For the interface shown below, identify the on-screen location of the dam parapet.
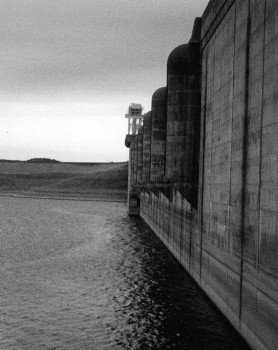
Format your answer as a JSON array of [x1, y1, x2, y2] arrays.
[[125, 1, 278, 349]]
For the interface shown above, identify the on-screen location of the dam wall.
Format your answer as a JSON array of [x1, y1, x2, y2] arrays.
[[125, 1, 278, 349]]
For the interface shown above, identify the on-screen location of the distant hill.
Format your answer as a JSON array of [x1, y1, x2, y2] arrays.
[[27, 158, 61, 163], [0, 161, 128, 201], [0, 159, 22, 163]]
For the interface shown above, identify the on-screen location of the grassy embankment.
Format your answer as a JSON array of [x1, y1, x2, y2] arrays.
[[0, 161, 128, 202]]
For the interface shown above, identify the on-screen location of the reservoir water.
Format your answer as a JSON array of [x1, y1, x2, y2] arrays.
[[0, 197, 250, 350]]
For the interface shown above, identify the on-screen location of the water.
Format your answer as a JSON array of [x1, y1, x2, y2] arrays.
[[0, 197, 250, 350]]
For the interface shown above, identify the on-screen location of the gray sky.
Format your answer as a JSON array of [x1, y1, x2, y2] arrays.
[[1, 0, 206, 162]]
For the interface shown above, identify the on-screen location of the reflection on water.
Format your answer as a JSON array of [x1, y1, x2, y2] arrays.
[[0, 197, 250, 350]]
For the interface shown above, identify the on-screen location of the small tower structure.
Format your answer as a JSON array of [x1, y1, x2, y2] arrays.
[[125, 103, 144, 215], [125, 103, 143, 135]]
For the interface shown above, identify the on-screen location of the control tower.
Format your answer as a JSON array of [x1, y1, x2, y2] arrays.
[[125, 103, 144, 215], [125, 103, 143, 135]]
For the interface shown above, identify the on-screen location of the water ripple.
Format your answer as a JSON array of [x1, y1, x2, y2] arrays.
[[0, 197, 250, 349]]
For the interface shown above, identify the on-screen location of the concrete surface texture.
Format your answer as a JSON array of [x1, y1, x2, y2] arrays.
[[136, 127, 143, 183], [150, 87, 167, 182], [125, 1, 278, 350], [142, 111, 152, 182], [165, 40, 201, 190]]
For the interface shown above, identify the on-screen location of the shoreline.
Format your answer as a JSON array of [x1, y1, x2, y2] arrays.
[[0, 192, 126, 203]]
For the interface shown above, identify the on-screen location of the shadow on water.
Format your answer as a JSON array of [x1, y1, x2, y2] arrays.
[[0, 199, 251, 350], [108, 216, 251, 350]]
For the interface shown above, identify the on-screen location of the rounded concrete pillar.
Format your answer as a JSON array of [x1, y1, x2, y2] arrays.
[[165, 41, 201, 204], [130, 138, 136, 185], [150, 87, 167, 182], [133, 134, 138, 183], [137, 126, 143, 183], [142, 111, 152, 182]]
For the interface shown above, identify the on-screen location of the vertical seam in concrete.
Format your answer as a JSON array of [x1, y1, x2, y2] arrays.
[[141, 134, 144, 183], [256, 0, 267, 314], [180, 201, 183, 261], [257, 0, 267, 269], [189, 209, 193, 273], [239, 0, 251, 322], [164, 93, 168, 177], [128, 148, 131, 204], [199, 56, 208, 281], [202, 0, 236, 51], [136, 139, 138, 183], [135, 139, 138, 183], [149, 112, 152, 181], [208, 41, 216, 251], [228, 1, 237, 252]]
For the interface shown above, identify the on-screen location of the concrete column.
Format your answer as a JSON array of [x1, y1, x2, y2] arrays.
[[150, 87, 167, 182], [125, 134, 139, 215], [142, 111, 152, 183], [137, 127, 143, 183], [165, 18, 202, 206], [133, 135, 138, 184]]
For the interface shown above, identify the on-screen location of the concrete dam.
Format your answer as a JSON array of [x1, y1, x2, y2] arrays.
[[124, 1, 278, 350]]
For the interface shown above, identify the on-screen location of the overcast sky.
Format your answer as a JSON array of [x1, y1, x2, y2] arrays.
[[0, 0, 206, 162]]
